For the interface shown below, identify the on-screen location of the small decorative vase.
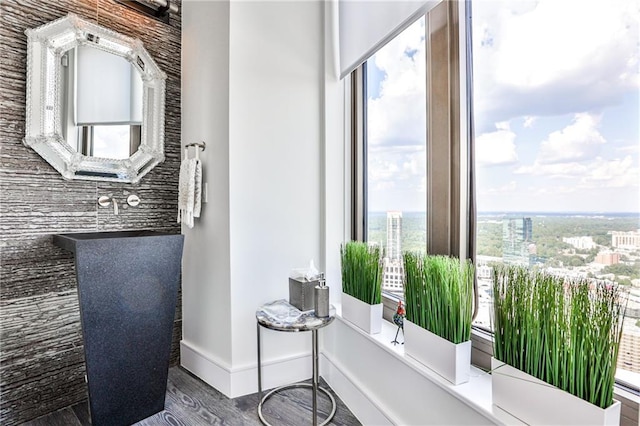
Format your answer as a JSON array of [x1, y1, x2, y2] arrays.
[[341, 292, 383, 334], [491, 358, 621, 426], [404, 320, 471, 385]]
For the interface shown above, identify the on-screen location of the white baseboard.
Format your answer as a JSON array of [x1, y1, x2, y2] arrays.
[[180, 340, 233, 396], [180, 339, 312, 398], [320, 352, 395, 425]]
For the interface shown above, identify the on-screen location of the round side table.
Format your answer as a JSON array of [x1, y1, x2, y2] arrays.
[[256, 299, 336, 426]]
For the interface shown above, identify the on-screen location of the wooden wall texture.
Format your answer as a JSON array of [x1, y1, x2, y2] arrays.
[[0, 1, 182, 424]]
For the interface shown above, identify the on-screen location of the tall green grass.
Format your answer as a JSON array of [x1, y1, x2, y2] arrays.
[[340, 241, 382, 305], [404, 253, 474, 344], [492, 264, 627, 409]]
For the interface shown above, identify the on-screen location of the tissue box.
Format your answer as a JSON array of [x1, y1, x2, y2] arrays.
[[289, 277, 319, 311]]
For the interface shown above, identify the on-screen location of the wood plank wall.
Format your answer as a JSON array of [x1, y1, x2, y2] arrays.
[[0, 1, 182, 424]]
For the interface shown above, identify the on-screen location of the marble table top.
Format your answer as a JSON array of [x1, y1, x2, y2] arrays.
[[256, 299, 335, 332]]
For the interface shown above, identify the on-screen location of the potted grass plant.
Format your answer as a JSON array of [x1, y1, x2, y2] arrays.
[[340, 241, 383, 334], [491, 264, 626, 426], [403, 253, 474, 385]]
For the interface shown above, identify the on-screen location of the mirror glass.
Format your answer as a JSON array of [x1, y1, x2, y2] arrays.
[[24, 13, 166, 183], [63, 46, 143, 160]]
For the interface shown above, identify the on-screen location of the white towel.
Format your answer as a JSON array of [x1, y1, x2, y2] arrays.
[[177, 157, 202, 228]]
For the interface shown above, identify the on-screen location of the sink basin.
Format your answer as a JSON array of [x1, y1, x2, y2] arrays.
[[53, 229, 174, 248], [56, 229, 163, 239], [54, 230, 184, 426]]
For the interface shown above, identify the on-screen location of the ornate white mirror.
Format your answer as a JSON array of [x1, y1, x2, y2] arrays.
[[24, 13, 166, 183]]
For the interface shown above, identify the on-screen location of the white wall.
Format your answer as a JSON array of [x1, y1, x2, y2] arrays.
[[228, 0, 323, 390], [181, 0, 233, 384], [181, 0, 324, 397]]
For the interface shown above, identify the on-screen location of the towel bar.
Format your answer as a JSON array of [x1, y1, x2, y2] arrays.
[[184, 141, 206, 151]]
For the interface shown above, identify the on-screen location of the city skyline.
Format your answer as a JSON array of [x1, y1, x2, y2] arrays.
[[368, 209, 640, 382]]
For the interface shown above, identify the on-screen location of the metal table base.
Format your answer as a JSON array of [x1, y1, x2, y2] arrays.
[[256, 301, 336, 426], [257, 382, 337, 426]]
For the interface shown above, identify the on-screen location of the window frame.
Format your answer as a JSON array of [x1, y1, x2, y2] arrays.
[[349, 0, 479, 325]]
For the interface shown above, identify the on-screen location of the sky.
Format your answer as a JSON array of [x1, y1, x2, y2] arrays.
[[366, 0, 640, 214]]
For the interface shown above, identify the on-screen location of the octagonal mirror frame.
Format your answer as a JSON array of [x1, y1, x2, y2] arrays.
[[24, 13, 166, 183]]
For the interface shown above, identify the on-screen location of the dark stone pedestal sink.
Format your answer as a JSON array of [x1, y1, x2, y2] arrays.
[[54, 231, 184, 426]]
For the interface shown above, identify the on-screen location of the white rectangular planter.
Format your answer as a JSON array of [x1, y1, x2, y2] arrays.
[[491, 358, 621, 426], [404, 320, 471, 385], [341, 292, 383, 334]]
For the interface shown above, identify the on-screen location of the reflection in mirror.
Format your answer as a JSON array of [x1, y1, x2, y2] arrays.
[[76, 125, 141, 159], [61, 46, 143, 160], [24, 13, 166, 183]]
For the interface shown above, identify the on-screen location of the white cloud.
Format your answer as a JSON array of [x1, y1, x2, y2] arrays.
[[523, 116, 536, 128], [616, 144, 640, 154], [472, 0, 639, 212], [418, 176, 426, 192], [495, 121, 510, 131], [532, 186, 578, 196], [367, 0, 639, 213], [481, 180, 518, 195], [368, 17, 426, 149], [514, 156, 639, 189], [514, 161, 588, 178], [536, 113, 606, 164], [402, 155, 422, 175], [476, 125, 518, 166], [368, 148, 427, 211], [473, 0, 640, 127], [579, 155, 639, 188], [368, 148, 425, 191], [368, 93, 425, 147], [366, 17, 427, 211], [528, 156, 640, 212], [369, 156, 399, 182], [373, 18, 425, 97]]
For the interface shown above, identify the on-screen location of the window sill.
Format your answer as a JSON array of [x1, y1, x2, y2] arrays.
[[331, 303, 525, 425], [330, 303, 640, 425], [468, 322, 640, 424]]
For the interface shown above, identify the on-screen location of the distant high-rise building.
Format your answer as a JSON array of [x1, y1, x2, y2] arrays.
[[502, 217, 533, 265], [386, 211, 402, 260], [383, 211, 404, 295], [611, 230, 640, 249], [562, 236, 596, 250], [619, 330, 640, 374], [595, 252, 620, 265]]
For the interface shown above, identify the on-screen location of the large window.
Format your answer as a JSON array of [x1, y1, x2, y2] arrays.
[[353, 0, 639, 391], [471, 0, 639, 388]]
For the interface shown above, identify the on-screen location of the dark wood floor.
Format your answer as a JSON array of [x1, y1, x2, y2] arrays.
[[21, 366, 361, 426]]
